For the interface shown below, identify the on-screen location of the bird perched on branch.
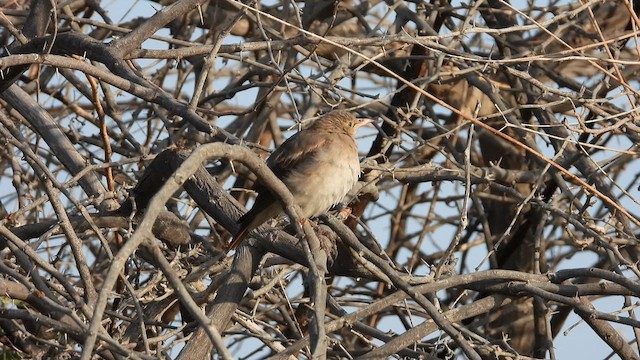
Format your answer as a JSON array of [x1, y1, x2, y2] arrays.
[[228, 110, 372, 250]]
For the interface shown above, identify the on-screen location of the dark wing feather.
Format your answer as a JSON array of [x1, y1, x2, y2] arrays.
[[230, 129, 330, 250], [266, 129, 329, 180], [236, 129, 327, 226], [230, 122, 348, 250]]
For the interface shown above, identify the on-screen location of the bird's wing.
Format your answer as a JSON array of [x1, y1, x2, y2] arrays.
[[236, 130, 327, 226], [266, 129, 329, 179]]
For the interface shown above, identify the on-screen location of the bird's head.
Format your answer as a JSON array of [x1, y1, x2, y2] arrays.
[[311, 110, 373, 135]]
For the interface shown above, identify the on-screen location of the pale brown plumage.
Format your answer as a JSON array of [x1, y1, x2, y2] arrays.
[[228, 110, 371, 250]]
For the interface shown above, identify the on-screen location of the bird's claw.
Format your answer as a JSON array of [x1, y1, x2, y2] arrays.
[[337, 207, 352, 221]]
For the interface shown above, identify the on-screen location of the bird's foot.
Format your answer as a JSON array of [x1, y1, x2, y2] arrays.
[[299, 217, 320, 227], [315, 224, 339, 263], [337, 207, 352, 221]]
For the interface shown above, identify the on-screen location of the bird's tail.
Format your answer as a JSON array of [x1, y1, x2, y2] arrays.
[[228, 202, 280, 250], [228, 226, 249, 250]]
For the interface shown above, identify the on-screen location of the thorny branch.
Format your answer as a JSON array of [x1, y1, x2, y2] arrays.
[[0, 0, 639, 359]]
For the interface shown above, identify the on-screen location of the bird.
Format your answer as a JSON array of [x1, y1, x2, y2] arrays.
[[228, 110, 372, 250]]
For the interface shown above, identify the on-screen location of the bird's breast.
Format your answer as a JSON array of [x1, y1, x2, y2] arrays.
[[284, 142, 360, 217]]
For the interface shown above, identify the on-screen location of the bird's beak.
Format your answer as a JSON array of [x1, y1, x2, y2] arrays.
[[355, 118, 374, 129]]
